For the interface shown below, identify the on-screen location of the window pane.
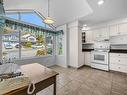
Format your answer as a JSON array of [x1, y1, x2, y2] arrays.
[[21, 13, 46, 27], [45, 32, 54, 55], [56, 32, 63, 55], [6, 12, 53, 30], [2, 12, 55, 60], [21, 28, 53, 59], [2, 31, 19, 63], [6, 14, 19, 20], [45, 24, 52, 29]]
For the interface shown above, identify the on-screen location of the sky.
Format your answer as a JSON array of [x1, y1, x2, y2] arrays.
[[6, 13, 50, 28]]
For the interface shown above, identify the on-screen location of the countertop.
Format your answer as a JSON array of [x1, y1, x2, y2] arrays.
[[82, 49, 94, 52], [82, 49, 127, 53], [110, 49, 127, 53]]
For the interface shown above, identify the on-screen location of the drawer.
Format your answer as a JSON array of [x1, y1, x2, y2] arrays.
[[110, 64, 127, 73], [110, 57, 127, 66], [110, 53, 127, 58]]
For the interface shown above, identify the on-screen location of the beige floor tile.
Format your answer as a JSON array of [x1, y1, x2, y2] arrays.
[[93, 86, 111, 95], [48, 66, 127, 95], [111, 91, 127, 95]]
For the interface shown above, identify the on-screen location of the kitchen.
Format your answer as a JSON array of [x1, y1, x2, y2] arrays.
[[0, 0, 127, 95], [82, 18, 127, 73]]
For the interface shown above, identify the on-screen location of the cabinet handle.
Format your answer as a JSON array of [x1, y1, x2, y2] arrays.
[[118, 60, 120, 62]]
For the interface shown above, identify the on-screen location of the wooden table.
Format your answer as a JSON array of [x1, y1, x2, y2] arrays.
[[5, 63, 58, 95]]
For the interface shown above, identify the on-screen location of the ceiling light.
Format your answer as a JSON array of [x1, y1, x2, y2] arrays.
[[83, 24, 87, 27], [82, 24, 87, 31], [44, 17, 55, 24], [98, 0, 104, 5], [44, 0, 55, 24]]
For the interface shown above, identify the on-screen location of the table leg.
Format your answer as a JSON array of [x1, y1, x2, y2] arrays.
[[53, 80, 56, 95]]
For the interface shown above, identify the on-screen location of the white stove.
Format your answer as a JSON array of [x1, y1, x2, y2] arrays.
[[91, 42, 110, 71]]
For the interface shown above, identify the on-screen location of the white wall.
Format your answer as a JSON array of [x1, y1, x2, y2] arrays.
[[78, 26, 85, 67], [56, 24, 68, 68], [68, 21, 84, 68]]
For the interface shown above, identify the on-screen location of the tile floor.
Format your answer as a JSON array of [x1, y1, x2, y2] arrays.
[[37, 66, 127, 95]]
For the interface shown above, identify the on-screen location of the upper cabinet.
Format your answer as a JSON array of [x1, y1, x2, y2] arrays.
[[101, 27, 109, 39], [109, 24, 118, 37], [93, 27, 109, 41], [118, 22, 127, 35], [109, 22, 127, 37], [85, 30, 93, 43], [84, 18, 127, 42], [93, 29, 100, 40]]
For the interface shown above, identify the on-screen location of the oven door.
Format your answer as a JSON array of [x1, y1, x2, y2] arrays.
[[91, 51, 109, 65]]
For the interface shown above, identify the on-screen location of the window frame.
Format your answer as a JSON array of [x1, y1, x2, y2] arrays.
[[2, 12, 56, 61]]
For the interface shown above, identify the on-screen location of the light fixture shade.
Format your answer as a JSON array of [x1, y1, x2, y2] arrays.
[[44, 17, 55, 24], [98, 0, 104, 5]]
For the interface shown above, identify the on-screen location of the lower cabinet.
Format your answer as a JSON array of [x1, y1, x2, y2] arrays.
[[110, 64, 127, 73], [110, 53, 127, 73], [84, 52, 91, 66]]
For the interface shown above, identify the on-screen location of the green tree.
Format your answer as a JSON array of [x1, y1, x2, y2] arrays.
[[36, 35, 45, 45], [24, 41, 32, 48]]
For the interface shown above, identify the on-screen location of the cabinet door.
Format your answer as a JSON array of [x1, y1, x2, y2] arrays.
[[101, 27, 109, 39], [109, 25, 119, 37], [84, 52, 91, 66], [85, 30, 93, 43], [110, 64, 127, 73], [93, 29, 101, 41], [93, 27, 109, 41], [119, 23, 127, 35]]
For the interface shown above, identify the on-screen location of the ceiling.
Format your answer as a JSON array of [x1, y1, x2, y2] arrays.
[[80, 0, 127, 26], [50, 0, 92, 26], [3, 0, 92, 26], [3, 0, 127, 26]]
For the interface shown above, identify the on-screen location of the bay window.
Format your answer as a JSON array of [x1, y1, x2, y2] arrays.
[[1, 11, 63, 64], [1, 12, 57, 63], [56, 31, 63, 55]]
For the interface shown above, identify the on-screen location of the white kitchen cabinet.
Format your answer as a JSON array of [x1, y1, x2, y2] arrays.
[[85, 30, 93, 43], [110, 53, 127, 73], [84, 52, 91, 66], [93, 27, 109, 41], [109, 24, 119, 37], [110, 64, 127, 73], [93, 29, 100, 41], [109, 23, 127, 37], [110, 53, 127, 58], [118, 22, 127, 35], [101, 27, 109, 40]]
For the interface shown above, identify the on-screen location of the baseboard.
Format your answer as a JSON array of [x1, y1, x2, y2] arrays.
[[110, 70, 127, 75]]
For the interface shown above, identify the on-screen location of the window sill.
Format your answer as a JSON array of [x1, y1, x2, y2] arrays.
[[15, 55, 54, 61]]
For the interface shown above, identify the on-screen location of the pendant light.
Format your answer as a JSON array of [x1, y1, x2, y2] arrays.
[[44, 0, 55, 24], [98, 0, 104, 5]]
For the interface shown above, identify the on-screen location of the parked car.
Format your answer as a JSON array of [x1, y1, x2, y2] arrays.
[[15, 44, 22, 48], [4, 44, 13, 49], [32, 45, 45, 49]]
